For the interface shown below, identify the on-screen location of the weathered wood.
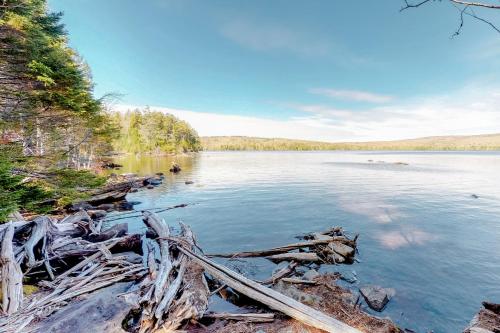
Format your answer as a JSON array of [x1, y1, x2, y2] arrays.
[[23, 216, 50, 267], [261, 261, 298, 285], [177, 245, 363, 333], [267, 252, 321, 263], [160, 223, 209, 331], [204, 312, 275, 323], [1, 223, 23, 314], [281, 278, 318, 285], [208, 237, 353, 258]]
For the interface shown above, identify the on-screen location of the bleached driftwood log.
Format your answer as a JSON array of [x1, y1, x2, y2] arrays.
[[1, 223, 23, 315], [177, 244, 363, 333]]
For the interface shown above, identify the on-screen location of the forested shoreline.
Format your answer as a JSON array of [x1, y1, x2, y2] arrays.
[[201, 134, 500, 151], [0, 1, 199, 220]]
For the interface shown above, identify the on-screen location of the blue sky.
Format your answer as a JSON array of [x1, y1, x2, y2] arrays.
[[49, 0, 500, 141]]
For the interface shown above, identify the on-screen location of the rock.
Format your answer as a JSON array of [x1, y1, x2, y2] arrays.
[[169, 163, 181, 173], [302, 269, 319, 281], [96, 203, 115, 212], [463, 302, 500, 333], [359, 285, 395, 312], [272, 281, 322, 306], [328, 252, 345, 263], [115, 201, 134, 211], [87, 210, 107, 219], [185, 180, 194, 185], [145, 178, 162, 186], [328, 242, 354, 258], [155, 172, 164, 176], [129, 188, 138, 193], [340, 272, 358, 284], [471, 194, 479, 199], [146, 185, 155, 189], [36, 283, 134, 333]]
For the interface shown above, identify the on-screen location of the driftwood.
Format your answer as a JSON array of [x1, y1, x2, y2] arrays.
[[261, 261, 298, 285], [267, 252, 321, 263], [1, 223, 23, 315], [176, 244, 363, 333], [204, 312, 275, 323], [281, 278, 318, 285], [209, 237, 354, 258]]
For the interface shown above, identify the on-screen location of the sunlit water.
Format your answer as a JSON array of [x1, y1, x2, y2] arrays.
[[109, 151, 500, 333]]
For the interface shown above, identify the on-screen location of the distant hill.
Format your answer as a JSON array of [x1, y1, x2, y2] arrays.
[[201, 134, 500, 151]]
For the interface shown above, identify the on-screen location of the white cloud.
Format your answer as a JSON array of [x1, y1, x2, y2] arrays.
[[220, 20, 330, 57], [310, 88, 394, 103], [113, 83, 500, 142]]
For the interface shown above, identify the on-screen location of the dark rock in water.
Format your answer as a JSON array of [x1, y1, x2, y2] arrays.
[[96, 203, 115, 211], [359, 285, 395, 312], [129, 188, 138, 193], [87, 209, 107, 219], [143, 177, 162, 186], [146, 185, 155, 189], [340, 272, 358, 284], [185, 180, 194, 185], [471, 194, 479, 199], [169, 163, 181, 173], [115, 201, 134, 211], [155, 172, 164, 176], [36, 282, 133, 333], [101, 162, 123, 169]]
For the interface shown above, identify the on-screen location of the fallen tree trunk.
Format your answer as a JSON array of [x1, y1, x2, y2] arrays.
[[1, 223, 23, 315], [204, 312, 275, 323], [177, 244, 363, 333], [208, 237, 353, 258], [267, 252, 321, 263]]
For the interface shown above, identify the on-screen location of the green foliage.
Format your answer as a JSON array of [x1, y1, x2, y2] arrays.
[[113, 108, 201, 154], [0, 146, 52, 221]]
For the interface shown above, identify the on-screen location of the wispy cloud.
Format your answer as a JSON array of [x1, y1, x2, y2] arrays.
[[220, 20, 330, 57], [309, 88, 394, 103], [113, 83, 500, 142]]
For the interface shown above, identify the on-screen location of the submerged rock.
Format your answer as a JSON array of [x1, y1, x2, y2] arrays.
[[302, 269, 319, 281], [272, 281, 322, 306], [185, 180, 194, 185], [359, 285, 395, 312]]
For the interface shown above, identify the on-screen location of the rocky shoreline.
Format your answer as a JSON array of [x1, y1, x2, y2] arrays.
[[0, 171, 497, 333]]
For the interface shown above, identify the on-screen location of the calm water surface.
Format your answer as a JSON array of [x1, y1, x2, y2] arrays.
[[110, 151, 500, 333]]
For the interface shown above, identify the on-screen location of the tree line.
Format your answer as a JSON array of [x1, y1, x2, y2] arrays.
[[111, 108, 200, 155], [0, 1, 199, 220]]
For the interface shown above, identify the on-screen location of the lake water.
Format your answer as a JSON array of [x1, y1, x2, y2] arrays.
[[109, 151, 500, 333]]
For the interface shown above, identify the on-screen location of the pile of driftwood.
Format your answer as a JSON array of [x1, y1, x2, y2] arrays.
[[0, 207, 372, 333], [209, 226, 358, 267]]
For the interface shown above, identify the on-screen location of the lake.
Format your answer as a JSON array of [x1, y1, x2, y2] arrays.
[[109, 151, 500, 333]]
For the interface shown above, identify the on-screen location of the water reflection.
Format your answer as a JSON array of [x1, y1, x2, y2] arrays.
[[111, 151, 500, 333]]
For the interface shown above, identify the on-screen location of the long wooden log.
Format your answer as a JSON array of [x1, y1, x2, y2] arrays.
[[208, 237, 353, 258], [177, 245, 362, 333], [203, 312, 275, 323], [1, 223, 23, 314], [267, 252, 320, 263]]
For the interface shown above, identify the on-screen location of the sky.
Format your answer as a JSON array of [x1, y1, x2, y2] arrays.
[[49, 0, 500, 142]]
